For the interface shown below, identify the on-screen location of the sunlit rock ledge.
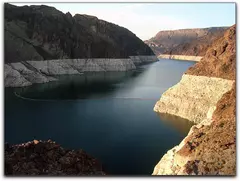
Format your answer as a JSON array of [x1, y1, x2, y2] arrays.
[[4, 56, 158, 87], [158, 54, 202, 62], [154, 74, 234, 124]]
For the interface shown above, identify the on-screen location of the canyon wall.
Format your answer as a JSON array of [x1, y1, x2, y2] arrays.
[[154, 75, 233, 124], [4, 56, 158, 87], [5, 3, 155, 63], [129, 55, 159, 65], [4, 3, 158, 88], [145, 27, 227, 56], [153, 25, 236, 175], [158, 54, 202, 62]]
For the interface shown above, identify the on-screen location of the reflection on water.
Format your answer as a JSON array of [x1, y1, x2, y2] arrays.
[[157, 113, 195, 135], [15, 71, 144, 100]]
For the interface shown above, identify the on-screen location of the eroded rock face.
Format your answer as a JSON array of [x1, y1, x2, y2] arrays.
[[163, 27, 228, 56], [153, 25, 236, 175], [10, 62, 57, 83], [154, 75, 234, 124], [5, 140, 105, 176], [153, 86, 236, 175], [4, 56, 158, 87], [186, 25, 236, 80], [4, 63, 56, 87], [4, 64, 32, 87]]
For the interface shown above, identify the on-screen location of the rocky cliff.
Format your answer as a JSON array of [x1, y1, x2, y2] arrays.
[[145, 27, 227, 56], [4, 56, 157, 87], [153, 25, 236, 175], [4, 3, 158, 87], [5, 140, 105, 175], [5, 3, 154, 63]]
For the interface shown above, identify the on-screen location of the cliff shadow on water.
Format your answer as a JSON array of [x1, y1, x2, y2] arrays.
[[10, 70, 145, 101]]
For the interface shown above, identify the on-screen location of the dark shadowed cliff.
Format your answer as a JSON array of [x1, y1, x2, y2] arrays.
[[4, 3, 154, 63], [145, 27, 227, 56]]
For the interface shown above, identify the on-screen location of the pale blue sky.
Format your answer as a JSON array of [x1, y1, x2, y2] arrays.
[[12, 3, 236, 40]]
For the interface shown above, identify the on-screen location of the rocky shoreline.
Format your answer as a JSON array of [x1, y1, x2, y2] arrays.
[[153, 85, 236, 175], [5, 140, 105, 176], [158, 54, 202, 62], [154, 74, 234, 124], [4, 55, 158, 87], [153, 25, 236, 175]]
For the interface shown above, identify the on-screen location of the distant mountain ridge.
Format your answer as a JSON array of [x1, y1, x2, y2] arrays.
[[145, 27, 228, 56], [4, 3, 154, 63]]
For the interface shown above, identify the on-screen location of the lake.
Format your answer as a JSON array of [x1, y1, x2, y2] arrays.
[[5, 59, 195, 175]]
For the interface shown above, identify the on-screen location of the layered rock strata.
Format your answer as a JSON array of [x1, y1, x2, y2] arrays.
[[5, 140, 105, 176], [4, 56, 158, 87], [153, 25, 236, 175], [153, 85, 236, 175], [158, 54, 202, 61], [129, 55, 159, 65], [154, 75, 233, 124]]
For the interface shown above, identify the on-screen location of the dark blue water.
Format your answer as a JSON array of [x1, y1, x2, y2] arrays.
[[5, 59, 195, 175]]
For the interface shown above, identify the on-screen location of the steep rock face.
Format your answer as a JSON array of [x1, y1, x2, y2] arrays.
[[153, 86, 236, 175], [154, 25, 235, 122], [4, 58, 139, 87], [153, 25, 236, 175], [4, 64, 32, 87], [164, 28, 227, 56], [5, 55, 159, 87], [154, 75, 233, 124], [5, 56, 158, 87], [186, 25, 236, 80], [5, 140, 105, 176], [4, 3, 154, 63], [145, 27, 227, 56]]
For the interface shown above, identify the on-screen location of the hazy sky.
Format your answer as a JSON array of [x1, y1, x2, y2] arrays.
[[12, 3, 236, 40]]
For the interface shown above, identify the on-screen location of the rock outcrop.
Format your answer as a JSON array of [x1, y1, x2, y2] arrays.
[[154, 75, 233, 124], [157, 54, 202, 62], [145, 27, 227, 56], [5, 140, 105, 176], [153, 25, 236, 175], [129, 55, 159, 65], [4, 56, 157, 87], [4, 3, 154, 63]]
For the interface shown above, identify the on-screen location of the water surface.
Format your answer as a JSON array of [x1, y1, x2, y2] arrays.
[[5, 59, 195, 175]]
